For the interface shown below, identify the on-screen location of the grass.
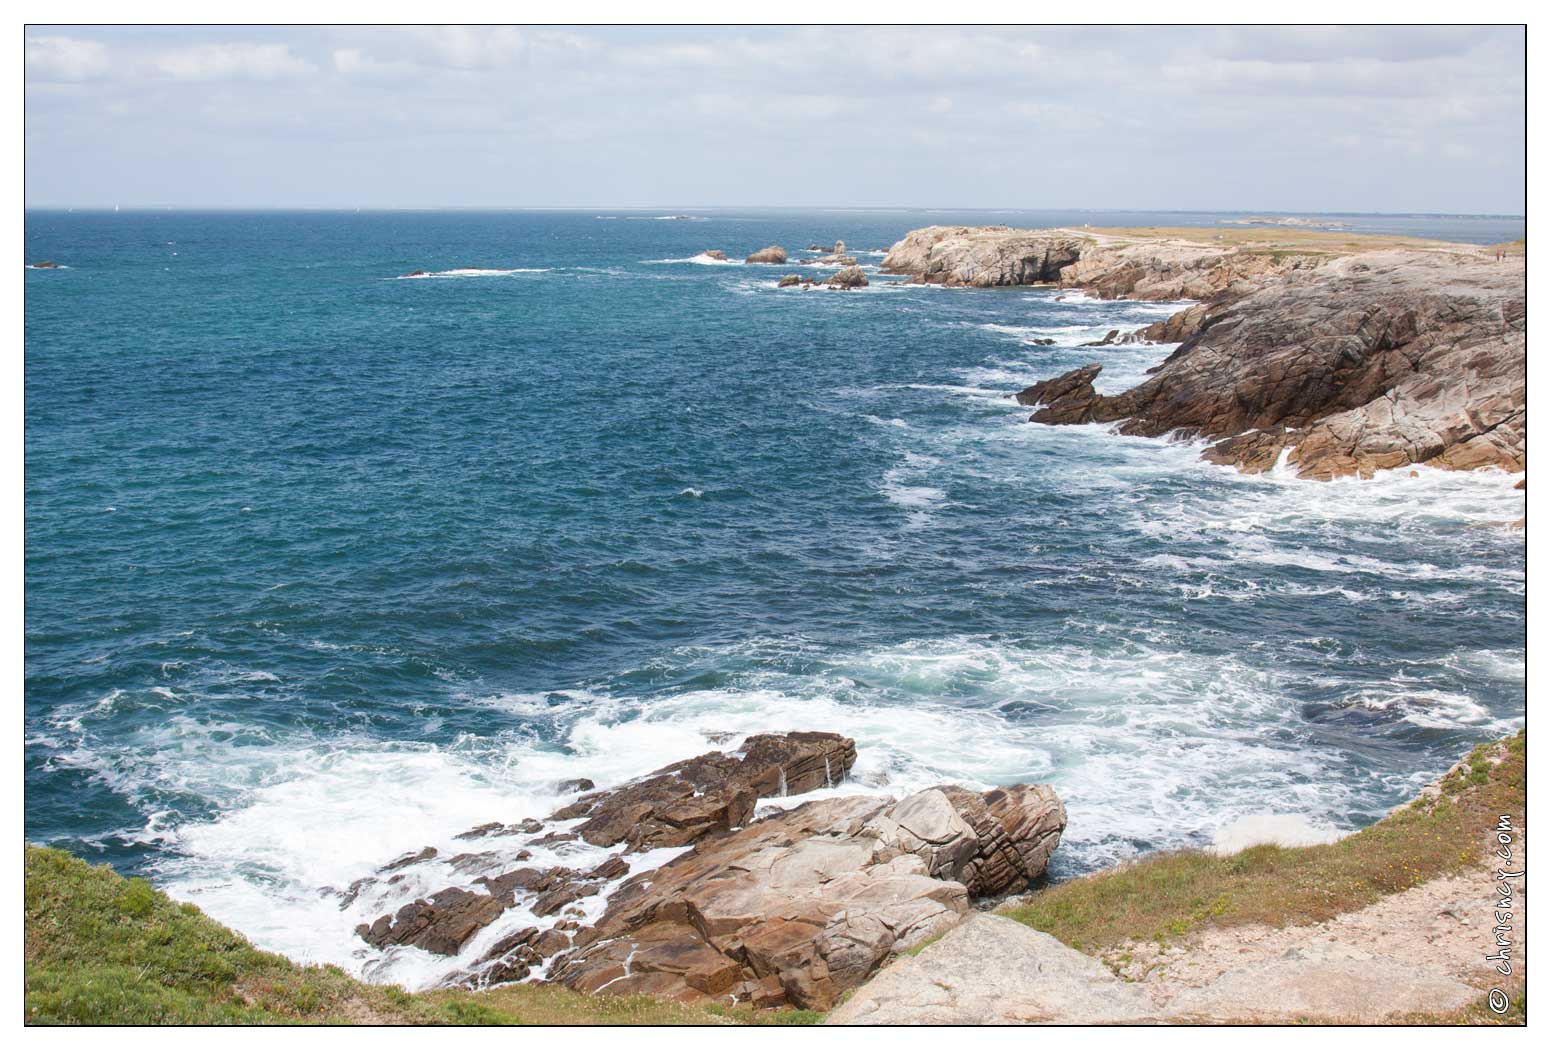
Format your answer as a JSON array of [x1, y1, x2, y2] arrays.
[[24, 845, 819, 1026], [1003, 730, 1525, 953]]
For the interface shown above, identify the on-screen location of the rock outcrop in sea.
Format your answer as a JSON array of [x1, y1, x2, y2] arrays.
[[827, 265, 868, 289], [347, 731, 1066, 1010], [745, 245, 788, 264], [882, 226, 1525, 480]]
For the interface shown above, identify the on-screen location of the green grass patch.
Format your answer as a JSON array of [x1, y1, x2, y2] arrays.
[[1003, 730, 1525, 952], [24, 845, 802, 1025]]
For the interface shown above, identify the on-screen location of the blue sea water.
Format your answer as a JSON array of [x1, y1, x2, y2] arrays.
[[25, 208, 1525, 983]]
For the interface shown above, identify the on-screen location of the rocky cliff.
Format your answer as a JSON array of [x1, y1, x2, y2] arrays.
[[883, 225, 1525, 480]]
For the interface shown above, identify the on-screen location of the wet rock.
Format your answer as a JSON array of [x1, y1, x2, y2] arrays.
[[550, 731, 857, 851], [558, 778, 595, 794], [448, 851, 505, 874], [745, 245, 788, 264], [356, 887, 506, 956], [379, 846, 437, 873], [827, 266, 869, 290], [533, 928, 572, 957], [1014, 364, 1105, 425], [456, 822, 508, 841], [477, 866, 568, 905], [533, 878, 599, 917], [778, 274, 802, 288], [700, 250, 727, 261], [588, 856, 630, 881]]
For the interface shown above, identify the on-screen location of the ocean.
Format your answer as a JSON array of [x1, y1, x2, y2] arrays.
[[24, 207, 1526, 987]]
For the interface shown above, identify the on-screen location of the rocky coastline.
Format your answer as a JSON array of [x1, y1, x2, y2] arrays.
[[344, 731, 1066, 1010], [882, 225, 1525, 480]]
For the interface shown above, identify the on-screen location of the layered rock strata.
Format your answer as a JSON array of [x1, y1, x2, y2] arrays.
[[347, 732, 1066, 1010]]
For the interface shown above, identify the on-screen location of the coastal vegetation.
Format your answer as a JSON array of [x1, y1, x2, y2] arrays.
[[23, 845, 817, 1025], [1003, 731, 1525, 953]]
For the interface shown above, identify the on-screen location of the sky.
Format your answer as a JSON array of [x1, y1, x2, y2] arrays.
[[23, 25, 1527, 213]]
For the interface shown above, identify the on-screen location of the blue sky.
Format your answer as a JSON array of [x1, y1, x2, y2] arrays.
[[24, 25, 1526, 213]]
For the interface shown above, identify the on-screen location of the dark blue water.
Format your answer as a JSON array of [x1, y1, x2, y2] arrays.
[[25, 209, 1524, 979]]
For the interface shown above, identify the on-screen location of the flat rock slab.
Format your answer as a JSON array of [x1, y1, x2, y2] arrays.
[[827, 915, 1151, 1024], [828, 913, 1480, 1025]]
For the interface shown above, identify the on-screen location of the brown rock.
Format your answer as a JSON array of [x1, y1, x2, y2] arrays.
[[378, 846, 437, 872], [827, 266, 869, 290], [552, 731, 857, 851], [1014, 364, 1105, 425], [778, 274, 802, 288], [355, 887, 506, 956], [955, 226, 1528, 479], [548, 782, 1065, 1010], [745, 245, 788, 264]]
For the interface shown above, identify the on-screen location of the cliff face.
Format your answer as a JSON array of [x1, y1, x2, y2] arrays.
[[884, 225, 1525, 480], [880, 224, 1289, 300]]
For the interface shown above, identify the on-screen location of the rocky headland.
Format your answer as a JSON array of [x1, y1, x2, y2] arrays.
[[345, 731, 1066, 1011], [882, 225, 1525, 480]]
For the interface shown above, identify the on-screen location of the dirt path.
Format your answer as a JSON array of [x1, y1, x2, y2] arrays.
[[829, 845, 1523, 1024]]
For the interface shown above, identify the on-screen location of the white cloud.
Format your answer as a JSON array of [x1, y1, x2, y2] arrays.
[[26, 36, 110, 81], [19, 26, 1526, 212], [152, 43, 314, 81]]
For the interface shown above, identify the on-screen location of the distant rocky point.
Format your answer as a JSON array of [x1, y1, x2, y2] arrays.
[[1222, 216, 1351, 230], [882, 225, 1524, 480]]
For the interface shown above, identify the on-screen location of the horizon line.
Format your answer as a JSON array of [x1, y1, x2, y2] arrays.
[[22, 205, 1530, 219]]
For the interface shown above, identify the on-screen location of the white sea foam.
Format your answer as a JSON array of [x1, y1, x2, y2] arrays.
[[395, 268, 550, 280], [1210, 814, 1344, 855], [46, 618, 1523, 987], [644, 253, 741, 266]]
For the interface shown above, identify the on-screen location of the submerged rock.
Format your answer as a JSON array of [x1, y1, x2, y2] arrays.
[[700, 250, 727, 261]]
